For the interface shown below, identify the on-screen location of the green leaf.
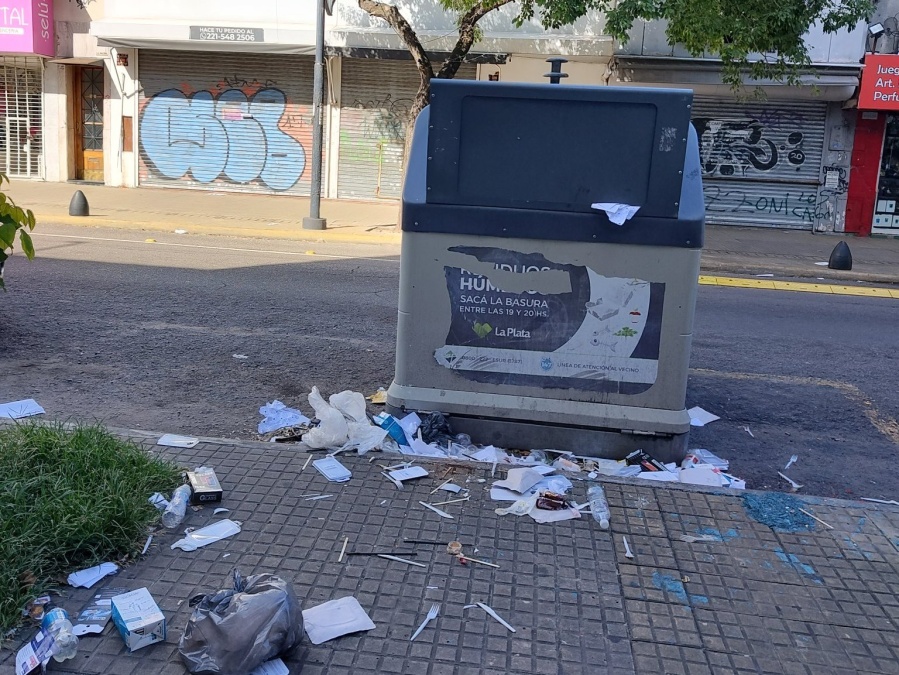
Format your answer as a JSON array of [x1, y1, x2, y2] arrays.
[[0, 220, 16, 249], [18, 230, 34, 260]]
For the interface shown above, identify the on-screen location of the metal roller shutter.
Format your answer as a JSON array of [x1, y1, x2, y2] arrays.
[[138, 50, 323, 195], [692, 98, 827, 229], [338, 58, 476, 200], [0, 56, 43, 179]]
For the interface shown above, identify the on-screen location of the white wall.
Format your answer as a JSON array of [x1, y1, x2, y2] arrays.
[[103, 47, 138, 186], [477, 56, 610, 86], [619, 17, 867, 65]]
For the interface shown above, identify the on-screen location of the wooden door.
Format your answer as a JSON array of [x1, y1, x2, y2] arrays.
[[74, 66, 104, 182]]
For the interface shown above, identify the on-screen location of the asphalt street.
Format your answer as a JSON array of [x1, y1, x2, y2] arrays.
[[2, 224, 897, 500]]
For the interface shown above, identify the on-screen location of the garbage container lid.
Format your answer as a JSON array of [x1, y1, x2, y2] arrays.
[[426, 80, 693, 219]]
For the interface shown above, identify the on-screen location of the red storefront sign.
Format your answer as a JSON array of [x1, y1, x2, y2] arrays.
[[859, 54, 899, 110]]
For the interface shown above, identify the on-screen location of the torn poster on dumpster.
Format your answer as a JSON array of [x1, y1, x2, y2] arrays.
[[434, 247, 664, 394]]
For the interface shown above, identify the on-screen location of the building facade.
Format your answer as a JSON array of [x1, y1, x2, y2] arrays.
[[0, 1, 874, 233]]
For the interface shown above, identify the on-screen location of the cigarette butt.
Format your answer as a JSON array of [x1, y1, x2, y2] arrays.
[[338, 536, 349, 562], [798, 508, 834, 530]]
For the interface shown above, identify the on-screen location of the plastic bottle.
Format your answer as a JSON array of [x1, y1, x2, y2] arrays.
[[162, 484, 192, 528], [587, 485, 610, 530], [41, 608, 78, 662]]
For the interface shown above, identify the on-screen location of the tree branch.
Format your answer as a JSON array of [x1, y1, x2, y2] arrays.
[[358, 0, 435, 83], [436, 0, 514, 79]]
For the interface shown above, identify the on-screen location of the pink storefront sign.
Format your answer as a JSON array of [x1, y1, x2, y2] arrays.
[[0, 0, 55, 57]]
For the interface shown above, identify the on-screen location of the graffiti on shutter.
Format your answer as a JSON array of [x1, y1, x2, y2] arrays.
[[139, 52, 322, 195], [692, 99, 827, 228]]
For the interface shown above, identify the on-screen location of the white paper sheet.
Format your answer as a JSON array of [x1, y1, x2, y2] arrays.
[[389, 466, 429, 482], [679, 465, 725, 487], [688, 406, 720, 427], [407, 438, 450, 458], [493, 468, 544, 494], [156, 434, 199, 448], [302, 596, 376, 645], [397, 412, 422, 444], [637, 469, 681, 482], [67, 563, 119, 589], [591, 202, 641, 225], [0, 399, 45, 419], [530, 506, 582, 524]]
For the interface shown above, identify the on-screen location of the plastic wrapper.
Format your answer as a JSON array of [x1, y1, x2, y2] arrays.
[[179, 571, 302, 675], [302, 387, 349, 450]]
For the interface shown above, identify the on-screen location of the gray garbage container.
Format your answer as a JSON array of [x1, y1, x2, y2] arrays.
[[386, 79, 704, 462]]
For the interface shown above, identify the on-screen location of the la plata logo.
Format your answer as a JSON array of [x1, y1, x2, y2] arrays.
[[472, 322, 493, 339]]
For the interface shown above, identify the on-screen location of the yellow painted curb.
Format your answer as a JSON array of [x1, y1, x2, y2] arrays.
[[699, 275, 899, 299], [38, 213, 403, 246]]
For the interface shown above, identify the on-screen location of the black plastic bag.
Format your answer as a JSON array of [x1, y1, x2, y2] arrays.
[[179, 570, 303, 675], [420, 412, 454, 445]]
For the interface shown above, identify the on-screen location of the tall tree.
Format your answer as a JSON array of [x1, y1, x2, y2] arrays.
[[519, 0, 875, 89], [358, 1, 516, 121]]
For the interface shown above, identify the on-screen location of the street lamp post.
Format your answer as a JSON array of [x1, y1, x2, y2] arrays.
[[302, 0, 333, 230]]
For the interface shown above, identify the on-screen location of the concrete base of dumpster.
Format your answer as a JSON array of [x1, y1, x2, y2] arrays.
[[386, 384, 691, 464]]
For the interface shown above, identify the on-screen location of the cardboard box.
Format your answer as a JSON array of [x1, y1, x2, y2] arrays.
[[186, 467, 223, 505], [111, 588, 166, 652]]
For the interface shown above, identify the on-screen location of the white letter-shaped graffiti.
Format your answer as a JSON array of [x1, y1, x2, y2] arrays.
[[141, 88, 305, 191]]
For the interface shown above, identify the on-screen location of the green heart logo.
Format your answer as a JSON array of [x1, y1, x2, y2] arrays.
[[473, 322, 493, 339]]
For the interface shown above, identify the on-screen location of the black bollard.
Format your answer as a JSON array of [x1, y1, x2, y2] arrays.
[[68, 190, 89, 217], [828, 241, 853, 270]]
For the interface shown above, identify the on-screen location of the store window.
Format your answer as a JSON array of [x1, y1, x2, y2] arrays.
[[0, 57, 43, 178], [874, 114, 899, 233]]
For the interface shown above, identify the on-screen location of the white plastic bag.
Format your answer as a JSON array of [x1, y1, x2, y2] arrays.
[[331, 390, 387, 455], [302, 387, 349, 450]]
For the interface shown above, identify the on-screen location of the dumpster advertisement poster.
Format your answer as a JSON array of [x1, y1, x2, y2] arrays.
[[434, 246, 665, 394]]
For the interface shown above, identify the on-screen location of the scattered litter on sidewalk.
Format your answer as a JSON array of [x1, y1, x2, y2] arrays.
[[798, 508, 834, 530], [213, 507, 229, 515], [157, 434, 199, 448], [367, 388, 387, 404], [626, 449, 670, 472], [743, 425, 755, 437], [258, 400, 310, 435], [432, 496, 469, 507], [494, 467, 545, 494], [474, 602, 516, 633], [688, 406, 720, 427], [439, 482, 462, 493], [174, 229, 188, 235], [388, 465, 429, 482], [0, 398, 45, 419], [180, 571, 302, 672], [313, 456, 352, 482], [682, 449, 729, 471], [861, 497, 899, 506], [72, 587, 129, 636], [623, 536, 634, 559], [755, 273, 774, 277], [21, 596, 51, 623], [410, 603, 440, 641], [111, 588, 166, 652], [777, 471, 803, 492], [186, 466, 223, 504], [447, 541, 499, 568], [171, 519, 241, 552], [338, 537, 349, 562], [784, 454, 799, 470], [302, 597, 375, 645], [68, 562, 119, 589], [742, 493, 814, 532], [304, 494, 333, 501], [15, 625, 54, 674], [141, 536, 153, 555], [679, 465, 725, 487], [232, 354, 249, 360], [419, 501, 454, 519], [377, 554, 427, 567], [148, 492, 169, 511]]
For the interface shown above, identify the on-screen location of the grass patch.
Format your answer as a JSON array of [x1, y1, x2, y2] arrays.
[[0, 422, 180, 632]]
